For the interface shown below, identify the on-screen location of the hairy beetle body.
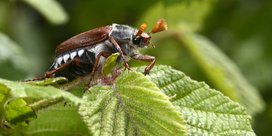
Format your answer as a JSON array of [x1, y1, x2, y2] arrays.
[[39, 19, 167, 81]]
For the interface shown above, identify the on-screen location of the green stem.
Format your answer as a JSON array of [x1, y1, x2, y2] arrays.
[[28, 97, 64, 111]]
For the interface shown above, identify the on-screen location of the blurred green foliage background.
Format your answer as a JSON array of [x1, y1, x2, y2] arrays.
[[0, 0, 271, 135]]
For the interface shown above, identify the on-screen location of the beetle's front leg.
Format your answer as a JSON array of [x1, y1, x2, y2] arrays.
[[131, 54, 156, 75], [109, 36, 130, 70], [90, 51, 110, 78]]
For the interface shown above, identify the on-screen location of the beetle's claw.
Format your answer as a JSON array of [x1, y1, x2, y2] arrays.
[[123, 62, 131, 71], [123, 66, 131, 71], [144, 68, 150, 75]]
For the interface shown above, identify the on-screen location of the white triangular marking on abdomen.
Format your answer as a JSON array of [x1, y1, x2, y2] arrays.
[[70, 51, 77, 59], [78, 49, 84, 56], [63, 54, 70, 63], [57, 57, 63, 65]]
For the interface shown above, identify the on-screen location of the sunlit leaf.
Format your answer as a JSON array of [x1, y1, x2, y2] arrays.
[[17, 104, 90, 136], [0, 78, 82, 106], [26, 77, 68, 86], [0, 84, 9, 105], [176, 30, 264, 116], [0, 84, 9, 119], [79, 71, 186, 136], [102, 53, 120, 76], [136, 65, 255, 135], [4, 98, 36, 125], [0, 78, 82, 126], [23, 0, 68, 25]]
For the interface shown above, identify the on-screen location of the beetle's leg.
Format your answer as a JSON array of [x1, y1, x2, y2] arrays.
[[109, 36, 130, 70], [30, 63, 71, 81], [25, 60, 75, 81], [27, 58, 81, 81], [131, 54, 156, 75], [26, 59, 78, 81], [90, 51, 110, 78], [44, 58, 81, 78]]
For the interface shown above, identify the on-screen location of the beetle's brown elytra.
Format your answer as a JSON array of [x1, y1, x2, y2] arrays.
[[39, 19, 167, 81]]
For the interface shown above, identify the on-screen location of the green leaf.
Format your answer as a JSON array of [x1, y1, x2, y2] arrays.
[[136, 65, 255, 135], [17, 104, 90, 136], [0, 84, 9, 105], [0, 84, 10, 120], [176, 31, 264, 116], [0, 78, 82, 126], [79, 71, 186, 136], [22, 0, 68, 25], [102, 53, 120, 76], [26, 77, 68, 86], [4, 99, 36, 125], [0, 78, 82, 106], [139, 0, 214, 32]]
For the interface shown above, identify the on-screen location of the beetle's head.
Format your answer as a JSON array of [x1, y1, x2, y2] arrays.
[[132, 24, 151, 48], [132, 19, 167, 48]]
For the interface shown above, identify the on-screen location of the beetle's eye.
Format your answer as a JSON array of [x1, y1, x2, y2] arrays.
[[132, 37, 141, 45]]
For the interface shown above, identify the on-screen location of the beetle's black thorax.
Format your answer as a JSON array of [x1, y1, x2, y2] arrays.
[[109, 24, 136, 43]]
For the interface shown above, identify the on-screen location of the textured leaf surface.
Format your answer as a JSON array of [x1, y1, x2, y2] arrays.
[[4, 99, 36, 125], [23, 0, 68, 25], [17, 104, 90, 136], [135, 65, 255, 135], [177, 32, 264, 116], [0, 78, 81, 105], [79, 71, 186, 136], [0, 78, 82, 126]]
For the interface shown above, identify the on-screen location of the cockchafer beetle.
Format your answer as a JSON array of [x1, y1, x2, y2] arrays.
[[37, 19, 167, 81]]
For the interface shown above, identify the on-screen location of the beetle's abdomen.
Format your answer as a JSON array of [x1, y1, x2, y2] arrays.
[[49, 49, 95, 80], [49, 40, 117, 80]]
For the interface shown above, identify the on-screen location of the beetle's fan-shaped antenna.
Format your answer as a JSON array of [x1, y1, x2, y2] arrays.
[[136, 23, 147, 36], [151, 19, 167, 34]]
